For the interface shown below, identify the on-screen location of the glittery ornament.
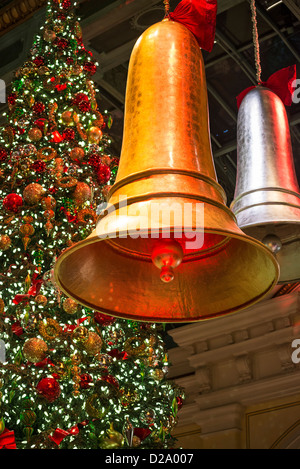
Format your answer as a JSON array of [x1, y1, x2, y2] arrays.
[[72, 326, 89, 344], [23, 338, 48, 363], [63, 298, 78, 315], [79, 373, 92, 389], [0, 235, 11, 251], [43, 29, 56, 42], [0, 299, 5, 315], [3, 193, 23, 213], [23, 183, 45, 205], [83, 332, 103, 356], [83, 61, 97, 76], [28, 127, 43, 142], [73, 182, 91, 205], [0, 147, 8, 161], [35, 295, 47, 306], [62, 128, 75, 141], [70, 147, 85, 162]]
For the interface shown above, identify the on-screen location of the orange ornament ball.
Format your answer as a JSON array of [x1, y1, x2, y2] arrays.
[[63, 298, 78, 315], [83, 332, 103, 356], [73, 182, 91, 205], [28, 127, 43, 142], [61, 110, 74, 126], [23, 183, 45, 205], [0, 235, 11, 251], [70, 147, 85, 162], [88, 126, 102, 144]]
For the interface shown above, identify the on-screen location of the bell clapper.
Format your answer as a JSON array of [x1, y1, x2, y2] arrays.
[[262, 234, 282, 254], [151, 239, 184, 283]]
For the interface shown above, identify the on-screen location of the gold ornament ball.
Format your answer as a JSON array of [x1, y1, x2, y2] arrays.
[[63, 298, 78, 315], [132, 436, 141, 448], [23, 183, 45, 205], [61, 110, 74, 126], [23, 338, 48, 363], [83, 332, 103, 356], [0, 235, 12, 251], [70, 147, 85, 162], [88, 126, 102, 144], [72, 326, 89, 344], [73, 182, 91, 205], [0, 298, 5, 315], [43, 29, 56, 42], [35, 295, 48, 306], [28, 127, 43, 142]]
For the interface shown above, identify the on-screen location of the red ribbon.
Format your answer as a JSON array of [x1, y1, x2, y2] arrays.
[[236, 65, 297, 109], [169, 0, 217, 52], [11, 321, 24, 336], [0, 428, 17, 449]]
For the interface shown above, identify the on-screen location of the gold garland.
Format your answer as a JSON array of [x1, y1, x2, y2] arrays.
[[37, 147, 57, 161], [56, 176, 78, 189]]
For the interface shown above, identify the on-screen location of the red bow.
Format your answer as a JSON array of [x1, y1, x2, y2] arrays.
[[63, 317, 88, 334], [237, 65, 297, 109], [49, 420, 89, 446], [13, 273, 43, 305], [0, 428, 17, 449], [169, 0, 217, 52]]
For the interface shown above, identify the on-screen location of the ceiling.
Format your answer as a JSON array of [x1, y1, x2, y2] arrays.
[[0, 0, 299, 204]]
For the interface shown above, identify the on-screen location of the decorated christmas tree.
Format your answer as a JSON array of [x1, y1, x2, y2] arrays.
[[0, 0, 184, 450]]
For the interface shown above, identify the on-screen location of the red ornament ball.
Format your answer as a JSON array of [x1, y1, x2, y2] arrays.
[[83, 61, 97, 76], [55, 38, 69, 50], [96, 163, 111, 185], [33, 102, 45, 115], [31, 160, 46, 173], [7, 93, 17, 106], [79, 373, 93, 389], [62, 128, 75, 141], [0, 147, 8, 161], [62, 0, 71, 9], [94, 312, 116, 326], [73, 93, 89, 107], [88, 152, 100, 168], [36, 377, 61, 403], [3, 193, 23, 213], [78, 100, 91, 113], [33, 56, 45, 67]]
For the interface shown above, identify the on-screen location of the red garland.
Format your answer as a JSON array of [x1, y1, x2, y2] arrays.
[[169, 0, 217, 53], [236, 65, 297, 109]]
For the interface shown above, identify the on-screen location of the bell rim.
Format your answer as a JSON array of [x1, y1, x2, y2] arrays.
[[54, 226, 280, 323]]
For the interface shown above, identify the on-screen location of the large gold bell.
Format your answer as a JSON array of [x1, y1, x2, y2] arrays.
[[54, 19, 279, 322]]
